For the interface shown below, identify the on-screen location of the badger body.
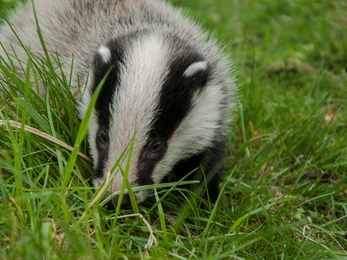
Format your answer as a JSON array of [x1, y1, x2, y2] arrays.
[[0, 0, 235, 205]]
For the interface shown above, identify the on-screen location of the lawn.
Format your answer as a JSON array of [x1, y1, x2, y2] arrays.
[[1, 0, 347, 259]]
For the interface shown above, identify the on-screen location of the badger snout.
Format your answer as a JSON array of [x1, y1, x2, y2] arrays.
[[103, 191, 130, 209]]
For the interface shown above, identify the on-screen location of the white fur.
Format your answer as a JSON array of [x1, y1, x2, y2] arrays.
[[183, 61, 208, 77], [98, 45, 112, 63]]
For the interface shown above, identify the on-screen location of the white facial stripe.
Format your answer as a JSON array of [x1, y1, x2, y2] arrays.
[[151, 80, 225, 184], [98, 45, 112, 63], [183, 61, 208, 77], [105, 34, 169, 192]]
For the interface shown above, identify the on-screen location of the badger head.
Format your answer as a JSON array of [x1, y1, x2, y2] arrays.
[[78, 31, 230, 207]]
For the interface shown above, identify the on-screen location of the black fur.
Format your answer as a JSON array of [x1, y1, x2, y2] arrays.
[[150, 42, 209, 140], [91, 38, 125, 179], [168, 140, 224, 203], [137, 135, 167, 187]]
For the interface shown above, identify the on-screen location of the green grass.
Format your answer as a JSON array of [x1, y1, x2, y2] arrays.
[[1, 0, 347, 259]]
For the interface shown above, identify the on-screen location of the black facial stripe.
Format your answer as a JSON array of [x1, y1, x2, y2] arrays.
[[90, 37, 127, 180], [137, 40, 210, 185], [136, 137, 167, 186], [93, 127, 109, 178], [151, 50, 210, 140], [136, 156, 156, 187], [93, 145, 109, 179], [91, 39, 126, 129]]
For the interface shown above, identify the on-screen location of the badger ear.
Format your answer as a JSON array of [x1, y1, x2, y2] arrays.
[[97, 45, 112, 63], [183, 61, 209, 88]]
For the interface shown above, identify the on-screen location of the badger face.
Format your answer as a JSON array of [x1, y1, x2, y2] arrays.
[[78, 32, 227, 206]]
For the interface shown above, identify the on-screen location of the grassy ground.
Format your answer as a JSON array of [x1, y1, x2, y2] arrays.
[[1, 0, 347, 259]]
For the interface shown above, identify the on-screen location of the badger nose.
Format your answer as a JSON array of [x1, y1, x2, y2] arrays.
[[103, 191, 130, 209]]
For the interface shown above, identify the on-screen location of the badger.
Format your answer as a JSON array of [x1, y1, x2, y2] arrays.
[[0, 0, 235, 206]]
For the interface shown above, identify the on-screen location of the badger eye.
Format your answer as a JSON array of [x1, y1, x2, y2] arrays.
[[97, 129, 109, 149], [147, 141, 164, 159], [150, 142, 162, 153]]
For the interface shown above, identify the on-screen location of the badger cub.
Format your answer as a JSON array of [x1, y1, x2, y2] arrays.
[[0, 0, 236, 206]]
